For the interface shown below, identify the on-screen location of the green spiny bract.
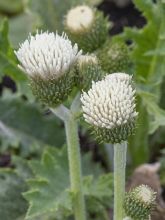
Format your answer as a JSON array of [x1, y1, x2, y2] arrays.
[[30, 71, 75, 107], [64, 5, 110, 53], [124, 185, 156, 220], [75, 55, 104, 91], [93, 120, 135, 144], [97, 40, 130, 73]]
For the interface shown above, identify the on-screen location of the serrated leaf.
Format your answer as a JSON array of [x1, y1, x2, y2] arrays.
[[123, 0, 165, 94], [0, 168, 28, 220], [24, 147, 72, 219], [24, 146, 113, 219], [0, 94, 65, 156]]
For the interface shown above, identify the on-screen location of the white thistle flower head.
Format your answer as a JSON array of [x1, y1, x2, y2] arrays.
[[66, 5, 94, 33], [124, 185, 156, 220], [81, 72, 138, 143], [15, 31, 82, 79], [15, 31, 82, 107]]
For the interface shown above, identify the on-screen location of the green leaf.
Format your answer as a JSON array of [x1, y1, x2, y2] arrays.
[[0, 168, 28, 220], [29, 0, 102, 32], [0, 93, 65, 156], [24, 146, 113, 219], [128, 95, 149, 166], [139, 90, 165, 134], [24, 147, 72, 220], [0, 19, 32, 97], [84, 174, 113, 215], [123, 0, 165, 94]]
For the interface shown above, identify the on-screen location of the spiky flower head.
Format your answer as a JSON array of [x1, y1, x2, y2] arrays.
[[124, 185, 156, 220], [75, 54, 104, 91], [81, 73, 138, 143], [97, 41, 130, 73], [65, 5, 110, 53], [15, 32, 81, 106]]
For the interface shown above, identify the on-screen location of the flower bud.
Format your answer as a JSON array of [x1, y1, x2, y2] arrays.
[[124, 185, 156, 220], [65, 5, 110, 53], [15, 32, 81, 107], [97, 41, 129, 73], [81, 73, 138, 143], [76, 54, 104, 91]]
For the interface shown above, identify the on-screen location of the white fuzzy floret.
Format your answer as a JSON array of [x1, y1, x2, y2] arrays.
[[136, 185, 156, 204], [15, 32, 82, 79], [81, 73, 138, 129], [66, 5, 94, 32]]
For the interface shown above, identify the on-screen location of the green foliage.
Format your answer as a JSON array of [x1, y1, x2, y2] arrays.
[[123, 0, 165, 87], [0, 168, 28, 220], [120, 0, 165, 165], [0, 92, 65, 156], [24, 146, 113, 220], [0, 19, 32, 97], [24, 147, 72, 220]]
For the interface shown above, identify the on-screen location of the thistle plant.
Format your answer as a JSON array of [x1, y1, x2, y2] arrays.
[[81, 73, 138, 220], [15, 31, 86, 220], [13, 3, 157, 220]]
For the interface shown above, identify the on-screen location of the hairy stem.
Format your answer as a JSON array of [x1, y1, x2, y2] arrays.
[[65, 113, 86, 220], [51, 102, 86, 220], [113, 141, 127, 220]]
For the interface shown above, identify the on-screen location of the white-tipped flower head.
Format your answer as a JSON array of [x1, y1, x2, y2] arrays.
[[124, 185, 156, 220], [15, 32, 81, 106], [81, 73, 138, 143], [76, 54, 103, 91], [66, 5, 94, 33], [65, 5, 110, 53]]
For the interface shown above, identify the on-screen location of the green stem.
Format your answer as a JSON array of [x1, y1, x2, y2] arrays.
[[113, 141, 127, 220], [51, 103, 86, 220], [65, 113, 86, 220]]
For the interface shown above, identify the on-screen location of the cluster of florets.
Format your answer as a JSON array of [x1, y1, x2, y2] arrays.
[[81, 73, 138, 143], [124, 185, 156, 220], [15, 4, 137, 143], [15, 32, 82, 106]]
